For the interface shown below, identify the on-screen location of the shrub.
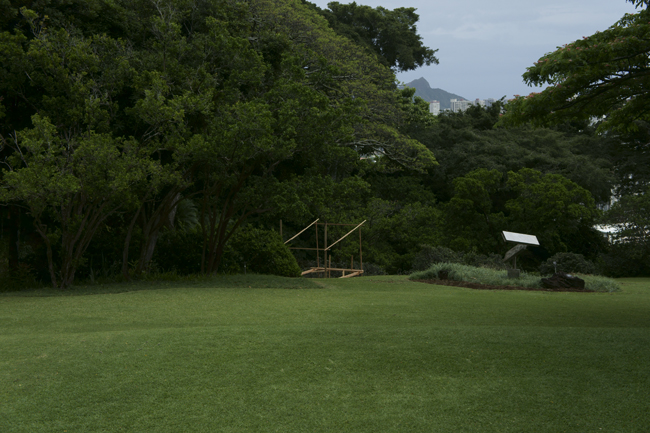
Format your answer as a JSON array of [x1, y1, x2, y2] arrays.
[[0, 264, 38, 292], [410, 262, 542, 288], [539, 252, 598, 276], [230, 227, 301, 278], [598, 243, 650, 278], [410, 262, 620, 292], [412, 245, 463, 271], [412, 245, 507, 271], [153, 230, 204, 275]]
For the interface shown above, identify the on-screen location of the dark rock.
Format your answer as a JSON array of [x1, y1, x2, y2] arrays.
[[540, 272, 585, 290]]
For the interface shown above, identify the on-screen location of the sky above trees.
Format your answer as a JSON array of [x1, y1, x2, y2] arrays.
[[310, 0, 637, 99]]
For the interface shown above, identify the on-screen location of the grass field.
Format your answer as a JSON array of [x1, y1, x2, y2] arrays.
[[2, 275, 650, 432]]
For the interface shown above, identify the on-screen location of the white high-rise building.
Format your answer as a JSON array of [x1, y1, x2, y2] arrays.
[[450, 98, 497, 113], [450, 99, 473, 113], [429, 100, 440, 116]]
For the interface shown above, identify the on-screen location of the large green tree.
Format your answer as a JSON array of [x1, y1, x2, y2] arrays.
[[500, 0, 650, 133], [414, 104, 615, 204], [302, 1, 438, 72], [436, 168, 603, 262], [1, 0, 437, 284]]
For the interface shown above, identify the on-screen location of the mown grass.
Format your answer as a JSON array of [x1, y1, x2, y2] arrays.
[[409, 262, 621, 292], [2, 275, 649, 432]]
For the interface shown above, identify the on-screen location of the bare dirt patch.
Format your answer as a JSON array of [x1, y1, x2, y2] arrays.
[[412, 279, 594, 292]]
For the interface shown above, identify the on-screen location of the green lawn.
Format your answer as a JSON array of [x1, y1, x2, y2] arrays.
[[2, 275, 650, 432]]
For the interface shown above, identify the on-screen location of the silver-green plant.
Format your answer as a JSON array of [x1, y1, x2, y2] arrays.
[[410, 262, 621, 292]]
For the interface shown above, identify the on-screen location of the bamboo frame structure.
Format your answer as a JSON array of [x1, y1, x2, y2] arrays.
[[282, 219, 366, 278]]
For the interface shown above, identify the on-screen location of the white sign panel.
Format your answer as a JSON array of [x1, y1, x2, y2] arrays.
[[502, 231, 539, 246]]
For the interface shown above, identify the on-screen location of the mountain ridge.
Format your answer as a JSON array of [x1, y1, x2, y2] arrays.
[[403, 77, 465, 110]]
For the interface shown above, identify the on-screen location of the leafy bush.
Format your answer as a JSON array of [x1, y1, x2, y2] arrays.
[[539, 252, 598, 276], [410, 262, 542, 288], [461, 251, 508, 270], [409, 262, 620, 292], [0, 264, 38, 292], [230, 227, 301, 278], [154, 230, 204, 275], [412, 245, 461, 271], [598, 243, 650, 278], [412, 245, 507, 271]]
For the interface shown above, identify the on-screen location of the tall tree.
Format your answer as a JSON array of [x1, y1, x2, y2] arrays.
[[500, 0, 650, 133], [414, 104, 615, 204], [1, 0, 438, 283], [302, 1, 438, 72]]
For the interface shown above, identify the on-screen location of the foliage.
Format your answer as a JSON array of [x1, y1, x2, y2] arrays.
[[434, 167, 605, 265], [412, 244, 506, 272], [153, 229, 204, 276], [539, 252, 599, 276], [500, 1, 650, 133], [305, 1, 438, 72], [438, 168, 507, 254], [599, 242, 650, 277], [410, 262, 621, 292], [0, 0, 440, 286], [2, 0, 644, 281], [418, 104, 615, 204], [410, 262, 543, 289], [506, 168, 602, 257], [229, 227, 301, 278], [599, 188, 650, 276], [0, 115, 155, 288], [412, 245, 462, 271], [0, 263, 37, 292]]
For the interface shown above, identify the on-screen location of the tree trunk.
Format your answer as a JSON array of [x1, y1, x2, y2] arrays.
[[7, 205, 20, 273], [33, 220, 58, 289], [135, 191, 184, 275], [122, 206, 142, 280]]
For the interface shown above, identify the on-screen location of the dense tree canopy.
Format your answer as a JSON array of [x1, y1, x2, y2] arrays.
[[411, 104, 616, 204], [0, 0, 439, 287], [2, 0, 640, 286]]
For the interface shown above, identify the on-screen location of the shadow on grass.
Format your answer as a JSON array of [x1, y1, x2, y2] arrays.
[[0, 273, 323, 297]]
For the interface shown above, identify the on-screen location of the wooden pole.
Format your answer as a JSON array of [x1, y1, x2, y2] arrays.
[[284, 219, 319, 245], [325, 220, 366, 251], [316, 223, 320, 268], [359, 227, 363, 272], [324, 222, 328, 278]]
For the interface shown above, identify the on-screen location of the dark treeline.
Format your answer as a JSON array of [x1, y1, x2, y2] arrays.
[[0, 0, 647, 289]]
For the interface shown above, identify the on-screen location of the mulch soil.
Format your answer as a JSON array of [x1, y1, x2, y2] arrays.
[[412, 278, 594, 292]]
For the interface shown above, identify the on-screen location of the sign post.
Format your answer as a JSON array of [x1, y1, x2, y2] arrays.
[[501, 231, 539, 278]]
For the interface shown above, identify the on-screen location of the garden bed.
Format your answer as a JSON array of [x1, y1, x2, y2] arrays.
[[412, 278, 594, 292], [409, 263, 620, 292]]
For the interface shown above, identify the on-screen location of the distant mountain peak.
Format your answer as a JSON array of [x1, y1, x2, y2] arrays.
[[403, 77, 465, 110], [408, 77, 431, 87]]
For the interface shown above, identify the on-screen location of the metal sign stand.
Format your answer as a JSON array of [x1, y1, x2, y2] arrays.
[[501, 231, 540, 278]]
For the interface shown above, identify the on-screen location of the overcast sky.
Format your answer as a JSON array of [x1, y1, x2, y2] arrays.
[[308, 0, 638, 100]]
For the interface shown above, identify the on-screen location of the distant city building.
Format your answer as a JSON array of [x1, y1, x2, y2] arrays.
[[450, 98, 473, 113], [449, 98, 496, 113], [429, 100, 440, 116]]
